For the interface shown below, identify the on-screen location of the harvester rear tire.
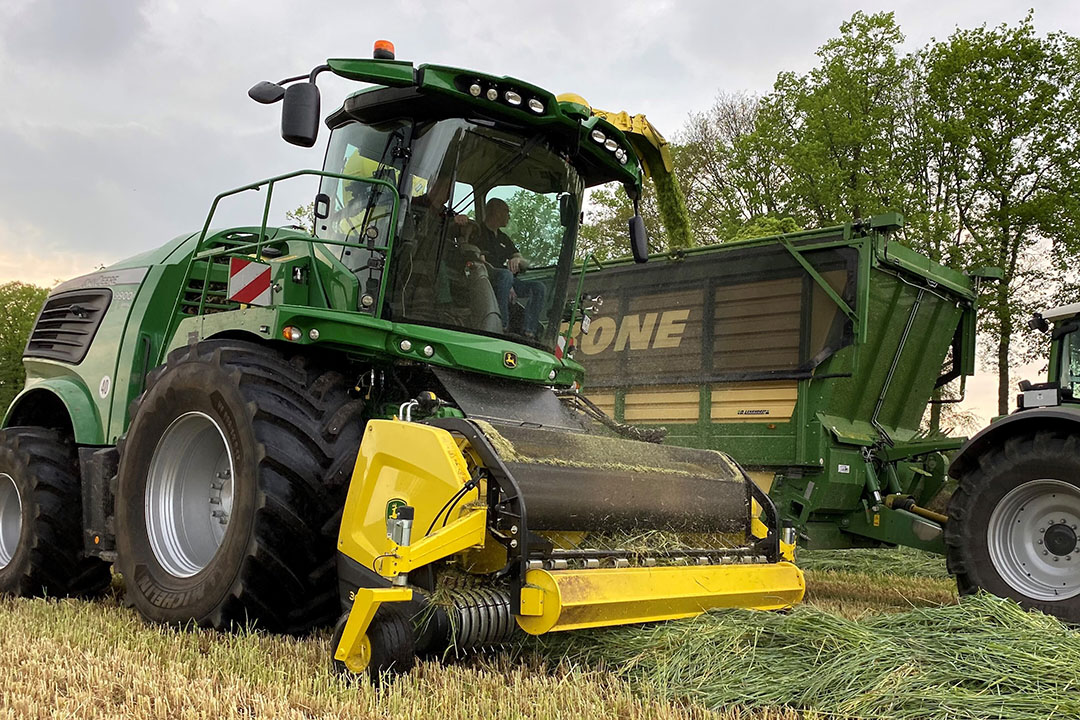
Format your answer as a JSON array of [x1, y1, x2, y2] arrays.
[[331, 604, 416, 683], [0, 427, 112, 597], [114, 339, 365, 634], [945, 429, 1080, 622]]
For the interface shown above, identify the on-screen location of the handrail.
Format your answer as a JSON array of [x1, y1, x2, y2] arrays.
[[164, 169, 401, 348]]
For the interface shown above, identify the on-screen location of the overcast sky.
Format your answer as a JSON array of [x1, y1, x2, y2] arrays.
[[0, 0, 1072, 422]]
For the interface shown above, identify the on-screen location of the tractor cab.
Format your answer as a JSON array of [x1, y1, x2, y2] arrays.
[[1022, 303, 1080, 409]]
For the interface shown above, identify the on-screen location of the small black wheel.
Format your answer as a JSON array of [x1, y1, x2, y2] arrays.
[[331, 604, 416, 683], [946, 430, 1080, 622], [0, 427, 111, 597]]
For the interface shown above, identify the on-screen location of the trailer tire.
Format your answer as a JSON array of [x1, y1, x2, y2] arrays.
[[115, 340, 365, 634], [331, 604, 415, 683], [0, 427, 112, 597], [946, 429, 1080, 622]]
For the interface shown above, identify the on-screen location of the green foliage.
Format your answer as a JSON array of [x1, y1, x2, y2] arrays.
[[284, 202, 316, 235], [923, 14, 1080, 411], [0, 282, 49, 412], [503, 191, 562, 264]]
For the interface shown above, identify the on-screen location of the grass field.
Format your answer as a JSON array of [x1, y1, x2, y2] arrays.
[[0, 549, 1076, 720]]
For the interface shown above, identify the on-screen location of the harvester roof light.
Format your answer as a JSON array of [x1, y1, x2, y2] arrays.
[[361, 293, 375, 308], [282, 326, 302, 342], [373, 40, 396, 60], [528, 98, 544, 114], [486, 87, 499, 101], [469, 83, 482, 97], [590, 129, 606, 144], [505, 90, 522, 106], [399, 339, 413, 352], [604, 138, 618, 152]]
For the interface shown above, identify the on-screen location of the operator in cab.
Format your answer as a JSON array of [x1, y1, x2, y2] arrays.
[[475, 198, 546, 339]]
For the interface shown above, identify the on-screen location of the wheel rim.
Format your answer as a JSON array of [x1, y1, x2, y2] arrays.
[[987, 478, 1080, 601], [0, 472, 22, 569], [145, 412, 235, 578]]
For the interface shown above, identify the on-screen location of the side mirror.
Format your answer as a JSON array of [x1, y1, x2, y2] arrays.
[[559, 193, 578, 227], [629, 215, 649, 264], [281, 82, 321, 148]]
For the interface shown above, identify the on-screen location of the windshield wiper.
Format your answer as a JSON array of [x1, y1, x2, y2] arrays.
[[450, 132, 545, 215]]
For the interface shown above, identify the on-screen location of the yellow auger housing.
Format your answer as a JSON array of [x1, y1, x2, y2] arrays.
[[332, 403, 803, 679]]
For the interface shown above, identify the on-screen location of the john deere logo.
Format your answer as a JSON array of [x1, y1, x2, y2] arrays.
[[385, 498, 407, 520], [503, 351, 517, 369]]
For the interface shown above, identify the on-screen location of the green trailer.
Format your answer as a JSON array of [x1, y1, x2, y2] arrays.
[[574, 215, 999, 556]]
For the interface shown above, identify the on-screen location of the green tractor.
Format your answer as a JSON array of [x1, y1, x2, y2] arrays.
[[946, 302, 1080, 621], [0, 43, 802, 662]]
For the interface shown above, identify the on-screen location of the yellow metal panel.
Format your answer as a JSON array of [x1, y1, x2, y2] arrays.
[[623, 386, 700, 425], [584, 392, 616, 418], [516, 563, 805, 635], [711, 381, 799, 423], [338, 420, 478, 571]]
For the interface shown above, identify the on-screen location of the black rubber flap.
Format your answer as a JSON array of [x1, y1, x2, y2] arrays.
[[432, 367, 588, 433]]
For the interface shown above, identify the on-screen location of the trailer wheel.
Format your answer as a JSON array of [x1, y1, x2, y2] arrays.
[[946, 430, 1080, 621], [331, 604, 415, 683], [114, 340, 365, 633], [0, 427, 111, 597]]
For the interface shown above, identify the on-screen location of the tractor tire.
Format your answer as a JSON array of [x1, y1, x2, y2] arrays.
[[0, 427, 112, 597], [946, 429, 1080, 622], [114, 339, 365, 634], [331, 604, 416, 683]]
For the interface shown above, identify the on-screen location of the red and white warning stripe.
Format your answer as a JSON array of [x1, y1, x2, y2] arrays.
[[228, 257, 273, 306], [554, 334, 567, 360]]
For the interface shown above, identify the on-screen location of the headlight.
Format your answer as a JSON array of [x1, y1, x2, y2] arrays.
[[505, 90, 522, 106], [528, 98, 544, 113], [604, 139, 618, 152], [469, 83, 482, 97], [590, 129, 606, 144], [486, 88, 498, 101]]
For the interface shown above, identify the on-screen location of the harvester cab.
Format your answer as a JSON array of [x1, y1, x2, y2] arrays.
[[0, 42, 802, 682]]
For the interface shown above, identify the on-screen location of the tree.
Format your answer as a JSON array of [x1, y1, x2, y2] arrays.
[[0, 282, 49, 412], [285, 202, 316, 235], [503, 190, 562, 264], [925, 15, 1080, 413], [756, 12, 914, 227]]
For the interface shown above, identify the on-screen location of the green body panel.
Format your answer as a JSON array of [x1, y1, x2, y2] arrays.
[[5, 373, 103, 445], [578, 218, 978, 552]]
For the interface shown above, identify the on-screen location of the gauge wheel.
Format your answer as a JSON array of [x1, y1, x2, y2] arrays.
[[946, 430, 1080, 621], [0, 427, 111, 597], [114, 339, 365, 633], [331, 604, 416, 683]]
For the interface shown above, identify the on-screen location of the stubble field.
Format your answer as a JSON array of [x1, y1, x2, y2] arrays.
[[0, 548, 1076, 720]]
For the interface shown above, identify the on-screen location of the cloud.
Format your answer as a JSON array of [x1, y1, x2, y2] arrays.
[[0, 0, 150, 67]]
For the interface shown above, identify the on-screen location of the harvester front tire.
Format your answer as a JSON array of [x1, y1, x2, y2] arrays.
[[114, 340, 364, 634], [0, 427, 112, 597], [946, 430, 1080, 622], [331, 604, 416, 683]]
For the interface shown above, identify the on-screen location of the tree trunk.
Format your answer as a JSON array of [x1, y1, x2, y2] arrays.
[[996, 292, 1012, 416]]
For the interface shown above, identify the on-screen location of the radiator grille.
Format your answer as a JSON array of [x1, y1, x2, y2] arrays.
[[25, 289, 112, 364]]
